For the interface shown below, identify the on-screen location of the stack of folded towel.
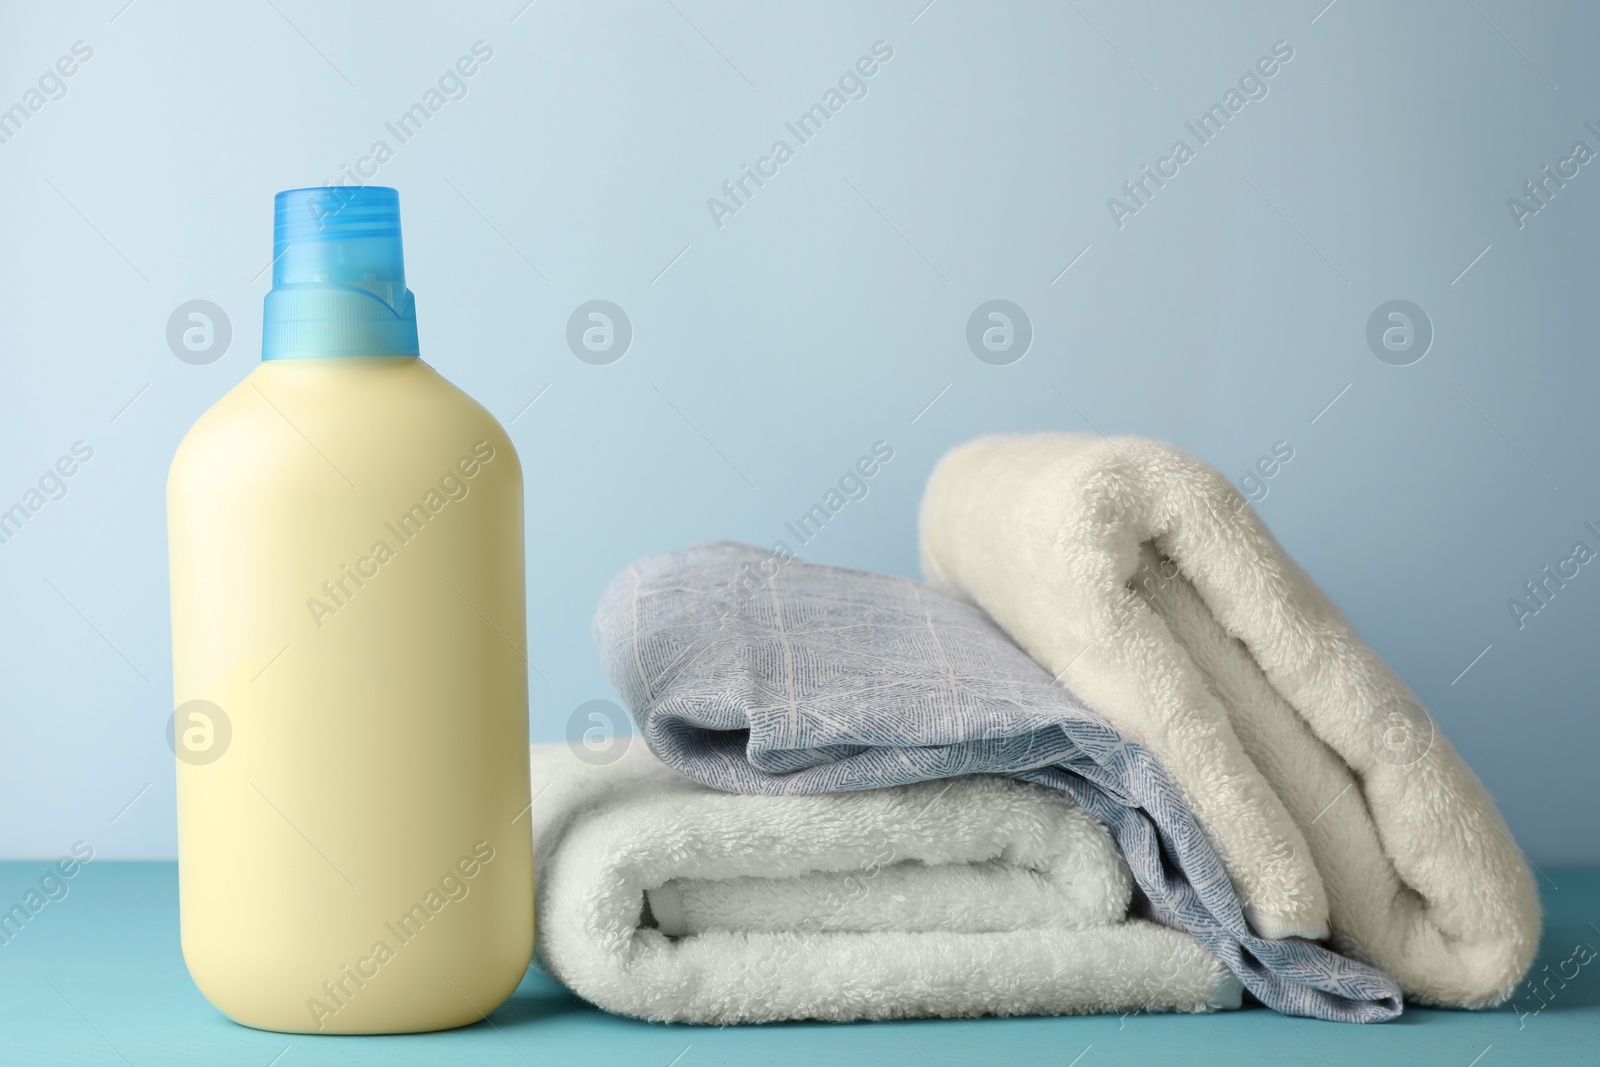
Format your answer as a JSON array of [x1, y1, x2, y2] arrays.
[[530, 433, 1539, 1025], [532, 742, 1241, 1022]]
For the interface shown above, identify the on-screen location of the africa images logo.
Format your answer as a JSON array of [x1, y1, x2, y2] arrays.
[[1106, 40, 1295, 229], [706, 41, 895, 229], [304, 441, 498, 629]]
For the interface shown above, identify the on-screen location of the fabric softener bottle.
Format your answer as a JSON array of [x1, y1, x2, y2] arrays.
[[167, 187, 533, 1033]]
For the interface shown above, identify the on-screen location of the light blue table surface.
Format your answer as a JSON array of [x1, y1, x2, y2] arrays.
[[1, 862, 1594, 1066]]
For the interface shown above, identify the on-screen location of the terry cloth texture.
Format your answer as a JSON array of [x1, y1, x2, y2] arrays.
[[593, 542, 1404, 1021], [530, 741, 1242, 1023], [918, 433, 1539, 1007]]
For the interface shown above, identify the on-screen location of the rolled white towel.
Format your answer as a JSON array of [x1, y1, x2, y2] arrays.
[[530, 741, 1241, 1022], [919, 432, 1540, 1007]]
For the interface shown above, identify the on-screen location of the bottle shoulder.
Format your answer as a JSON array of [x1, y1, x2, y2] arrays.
[[168, 358, 519, 496]]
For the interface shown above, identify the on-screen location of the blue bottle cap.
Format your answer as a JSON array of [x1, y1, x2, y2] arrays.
[[261, 186, 421, 360]]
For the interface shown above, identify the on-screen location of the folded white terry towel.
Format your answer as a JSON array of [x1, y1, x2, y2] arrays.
[[919, 433, 1540, 1007], [530, 741, 1242, 1022]]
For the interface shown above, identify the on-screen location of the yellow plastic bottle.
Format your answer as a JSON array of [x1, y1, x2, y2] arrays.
[[166, 187, 533, 1034]]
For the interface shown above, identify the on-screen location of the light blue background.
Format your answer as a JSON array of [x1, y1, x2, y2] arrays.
[[1, 0, 1596, 866]]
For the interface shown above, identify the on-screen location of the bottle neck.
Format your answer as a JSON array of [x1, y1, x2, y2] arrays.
[[262, 285, 419, 361]]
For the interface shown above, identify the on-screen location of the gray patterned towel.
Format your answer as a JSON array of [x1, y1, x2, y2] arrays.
[[594, 542, 1404, 1022]]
